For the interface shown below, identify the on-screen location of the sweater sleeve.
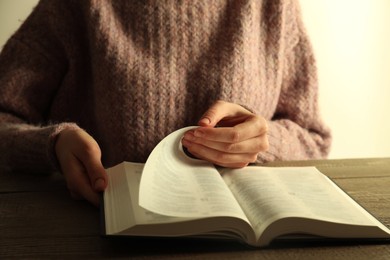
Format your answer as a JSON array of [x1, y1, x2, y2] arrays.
[[0, 0, 80, 173], [257, 0, 332, 162]]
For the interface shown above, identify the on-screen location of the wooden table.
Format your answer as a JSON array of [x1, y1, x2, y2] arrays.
[[1, 158, 390, 259]]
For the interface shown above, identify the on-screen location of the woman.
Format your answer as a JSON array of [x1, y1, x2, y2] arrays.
[[0, 0, 331, 206]]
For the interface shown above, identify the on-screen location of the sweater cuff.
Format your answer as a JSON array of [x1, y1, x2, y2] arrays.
[[0, 122, 80, 174], [256, 122, 291, 163]]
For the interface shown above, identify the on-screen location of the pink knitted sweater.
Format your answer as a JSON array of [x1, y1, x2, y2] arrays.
[[0, 0, 331, 173]]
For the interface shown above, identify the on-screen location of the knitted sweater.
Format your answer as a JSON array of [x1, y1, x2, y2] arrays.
[[0, 0, 331, 173]]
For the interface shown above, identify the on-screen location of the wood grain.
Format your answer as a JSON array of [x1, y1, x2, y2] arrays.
[[1, 158, 390, 258]]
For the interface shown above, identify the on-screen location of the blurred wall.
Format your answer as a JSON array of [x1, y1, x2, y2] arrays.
[[299, 0, 390, 158], [1, 0, 390, 159], [0, 0, 39, 49]]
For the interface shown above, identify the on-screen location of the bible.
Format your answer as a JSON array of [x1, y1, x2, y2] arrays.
[[102, 127, 390, 247]]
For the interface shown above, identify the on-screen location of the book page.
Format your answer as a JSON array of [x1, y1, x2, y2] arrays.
[[104, 162, 209, 235], [139, 127, 248, 220], [222, 166, 388, 238], [121, 162, 197, 225], [127, 167, 175, 224], [104, 162, 136, 235], [106, 162, 255, 241]]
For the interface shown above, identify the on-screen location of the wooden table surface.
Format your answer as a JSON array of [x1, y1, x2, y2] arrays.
[[1, 158, 390, 259]]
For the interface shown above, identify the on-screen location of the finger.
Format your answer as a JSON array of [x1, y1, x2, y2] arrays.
[[198, 100, 249, 127], [74, 178, 101, 207], [184, 142, 258, 167], [193, 116, 268, 143], [84, 156, 107, 192], [63, 155, 101, 206], [192, 148, 255, 168], [182, 132, 268, 154], [72, 135, 108, 192]]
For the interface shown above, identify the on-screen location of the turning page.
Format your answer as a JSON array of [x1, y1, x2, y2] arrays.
[[139, 127, 247, 220]]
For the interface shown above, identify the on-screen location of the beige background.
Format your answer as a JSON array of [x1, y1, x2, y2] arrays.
[[1, 0, 389, 159]]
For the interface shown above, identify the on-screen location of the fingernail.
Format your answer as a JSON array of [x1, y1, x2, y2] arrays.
[[194, 129, 204, 137], [181, 138, 191, 147], [199, 117, 211, 126], [183, 132, 195, 141], [94, 178, 105, 190]]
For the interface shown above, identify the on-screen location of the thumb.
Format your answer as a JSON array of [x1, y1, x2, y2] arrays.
[[73, 134, 108, 192], [86, 159, 107, 192], [198, 100, 228, 127]]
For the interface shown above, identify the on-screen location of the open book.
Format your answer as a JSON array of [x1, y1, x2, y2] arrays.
[[102, 127, 390, 247]]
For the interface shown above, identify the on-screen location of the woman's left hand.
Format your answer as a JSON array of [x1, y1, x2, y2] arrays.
[[182, 100, 269, 168]]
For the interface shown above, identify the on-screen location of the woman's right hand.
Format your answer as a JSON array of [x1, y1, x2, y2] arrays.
[[55, 128, 108, 207]]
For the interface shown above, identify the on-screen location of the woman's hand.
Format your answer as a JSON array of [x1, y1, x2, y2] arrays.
[[182, 100, 269, 168], [55, 128, 108, 207]]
